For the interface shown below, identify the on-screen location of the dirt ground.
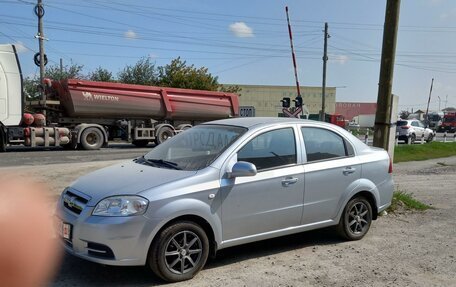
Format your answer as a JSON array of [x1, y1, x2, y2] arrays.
[[1, 156, 455, 287]]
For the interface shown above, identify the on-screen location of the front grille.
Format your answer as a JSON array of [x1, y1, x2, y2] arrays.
[[87, 242, 115, 259], [63, 190, 89, 215]]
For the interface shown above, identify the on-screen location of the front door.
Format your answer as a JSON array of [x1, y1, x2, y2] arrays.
[[221, 127, 304, 241]]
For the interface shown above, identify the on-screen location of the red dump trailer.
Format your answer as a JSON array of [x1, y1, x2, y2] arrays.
[[38, 79, 238, 150], [0, 46, 239, 152]]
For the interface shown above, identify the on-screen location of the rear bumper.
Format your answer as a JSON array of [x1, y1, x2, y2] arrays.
[[377, 177, 394, 214]]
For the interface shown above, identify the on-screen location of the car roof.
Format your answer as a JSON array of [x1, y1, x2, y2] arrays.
[[203, 117, 376, 169], [205, 117, 337, 129]]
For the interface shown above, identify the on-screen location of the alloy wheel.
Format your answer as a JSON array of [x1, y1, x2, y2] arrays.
[[164, 231, 203, 275], [348, 202, 370, 235]]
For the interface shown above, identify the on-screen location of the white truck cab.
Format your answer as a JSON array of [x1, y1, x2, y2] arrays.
[[0, 44, 22, 126], [0, 44, 24, 151]]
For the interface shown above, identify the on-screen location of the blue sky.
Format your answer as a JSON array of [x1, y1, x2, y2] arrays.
[[1, 0, 456, 112]]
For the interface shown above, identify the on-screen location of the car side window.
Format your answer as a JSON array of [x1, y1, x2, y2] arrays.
[[237, 128, 296, 170], [411, 121, 419, 127], [301, 127, 348, 162]]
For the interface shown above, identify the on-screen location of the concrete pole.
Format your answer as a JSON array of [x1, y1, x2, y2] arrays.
[[373, 0, 401, 151]]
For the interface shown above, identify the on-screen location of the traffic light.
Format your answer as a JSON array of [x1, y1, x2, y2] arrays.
[[281, 97, 291, 108], [293, 96, 302, 107]]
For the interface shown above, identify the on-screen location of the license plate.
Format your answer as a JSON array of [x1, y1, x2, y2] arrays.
[[58, 220, 72, 240]]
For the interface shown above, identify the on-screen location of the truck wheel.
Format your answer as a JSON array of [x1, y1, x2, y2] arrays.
[[149, 221, 209, 282], [132, 140, 149, 147], [0, 129, 6, 152], [80, 127, 104, 150], [176, 124, 192, 132], [155, 126, 174, 145]]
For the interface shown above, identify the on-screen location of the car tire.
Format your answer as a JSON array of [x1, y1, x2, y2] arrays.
[[426, 134, 434, 143], [337, 196, 372, 241], [149, 221, 209, 282], [409, 134, 416, 144], [80, 127, 104, 150]]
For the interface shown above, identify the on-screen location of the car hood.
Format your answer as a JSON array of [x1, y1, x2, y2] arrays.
[[69, 161, 197, 206]]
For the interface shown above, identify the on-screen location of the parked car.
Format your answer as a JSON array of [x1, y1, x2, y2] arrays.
[[347, 121, 360, 131], [396, 119, 435, 143], [56, 117, 394, 282]]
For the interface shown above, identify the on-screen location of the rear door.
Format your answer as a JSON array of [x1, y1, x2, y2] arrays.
[[300, 127, 361, 224]]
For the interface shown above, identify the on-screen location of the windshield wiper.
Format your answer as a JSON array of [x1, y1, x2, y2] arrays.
[[145, 158, 182, 170]]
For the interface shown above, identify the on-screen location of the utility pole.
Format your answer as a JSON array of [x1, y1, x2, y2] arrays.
[[37, 0, 45, 89], [373, 0, 401, 150], [60, 58, 63, 74], [321, 22, 329, 122], [36, 0, 46, 111], [438, 95, 441, 111], [424, 78, 434, 127]]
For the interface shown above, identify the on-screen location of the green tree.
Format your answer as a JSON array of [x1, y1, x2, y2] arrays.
[[88, 67, 114, 82], [117, 57, 158, 85], [219, 84, 242, 95], [399, 110, 410, 119], [23, 76, 40, 100], [158, 57, 219, 91], [45, 62, 84, 80], [23, 62, 84, 100]]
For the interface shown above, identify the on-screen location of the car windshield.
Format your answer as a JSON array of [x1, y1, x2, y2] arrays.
[[143, 125, 247, 171]]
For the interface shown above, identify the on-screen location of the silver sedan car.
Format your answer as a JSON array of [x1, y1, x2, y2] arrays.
[[56, 117, 394, 282]]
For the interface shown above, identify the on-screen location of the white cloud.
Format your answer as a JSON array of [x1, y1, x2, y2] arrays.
[[124, 30, 137, 39], [229, 22, 254, 38], [329, 54, 349, 64], [14, 41, 29, 53], [440, 8, 456, 20]]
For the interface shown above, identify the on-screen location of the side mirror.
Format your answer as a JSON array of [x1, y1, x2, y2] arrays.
[[227, 161, 257, 178]]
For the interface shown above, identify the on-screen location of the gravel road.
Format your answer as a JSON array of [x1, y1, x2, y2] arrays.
[[1, 156, 455, 287]]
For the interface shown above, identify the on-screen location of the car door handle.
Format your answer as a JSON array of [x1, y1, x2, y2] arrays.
[[282, 177, 298, 187], [343, 167, 356, 175]]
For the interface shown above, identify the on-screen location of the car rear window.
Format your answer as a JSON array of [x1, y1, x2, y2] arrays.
[[397, 121, 408, 126]]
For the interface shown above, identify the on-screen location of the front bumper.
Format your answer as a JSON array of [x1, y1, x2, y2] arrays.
[[56, 197, 162, 266]]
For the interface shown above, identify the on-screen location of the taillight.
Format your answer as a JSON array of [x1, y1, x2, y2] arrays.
[[401, 126, 410, 129], [388, 156, 393, 174]]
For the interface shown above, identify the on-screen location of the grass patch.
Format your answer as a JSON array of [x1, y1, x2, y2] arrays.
[[387, 191, 433, 213], [394, 142, 456, 163]]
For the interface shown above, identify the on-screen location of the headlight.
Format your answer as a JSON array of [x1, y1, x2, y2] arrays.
[[92, 196, 149, 217]]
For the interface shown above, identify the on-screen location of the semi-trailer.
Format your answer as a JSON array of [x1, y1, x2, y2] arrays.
[[0, 44, 239, 152]]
